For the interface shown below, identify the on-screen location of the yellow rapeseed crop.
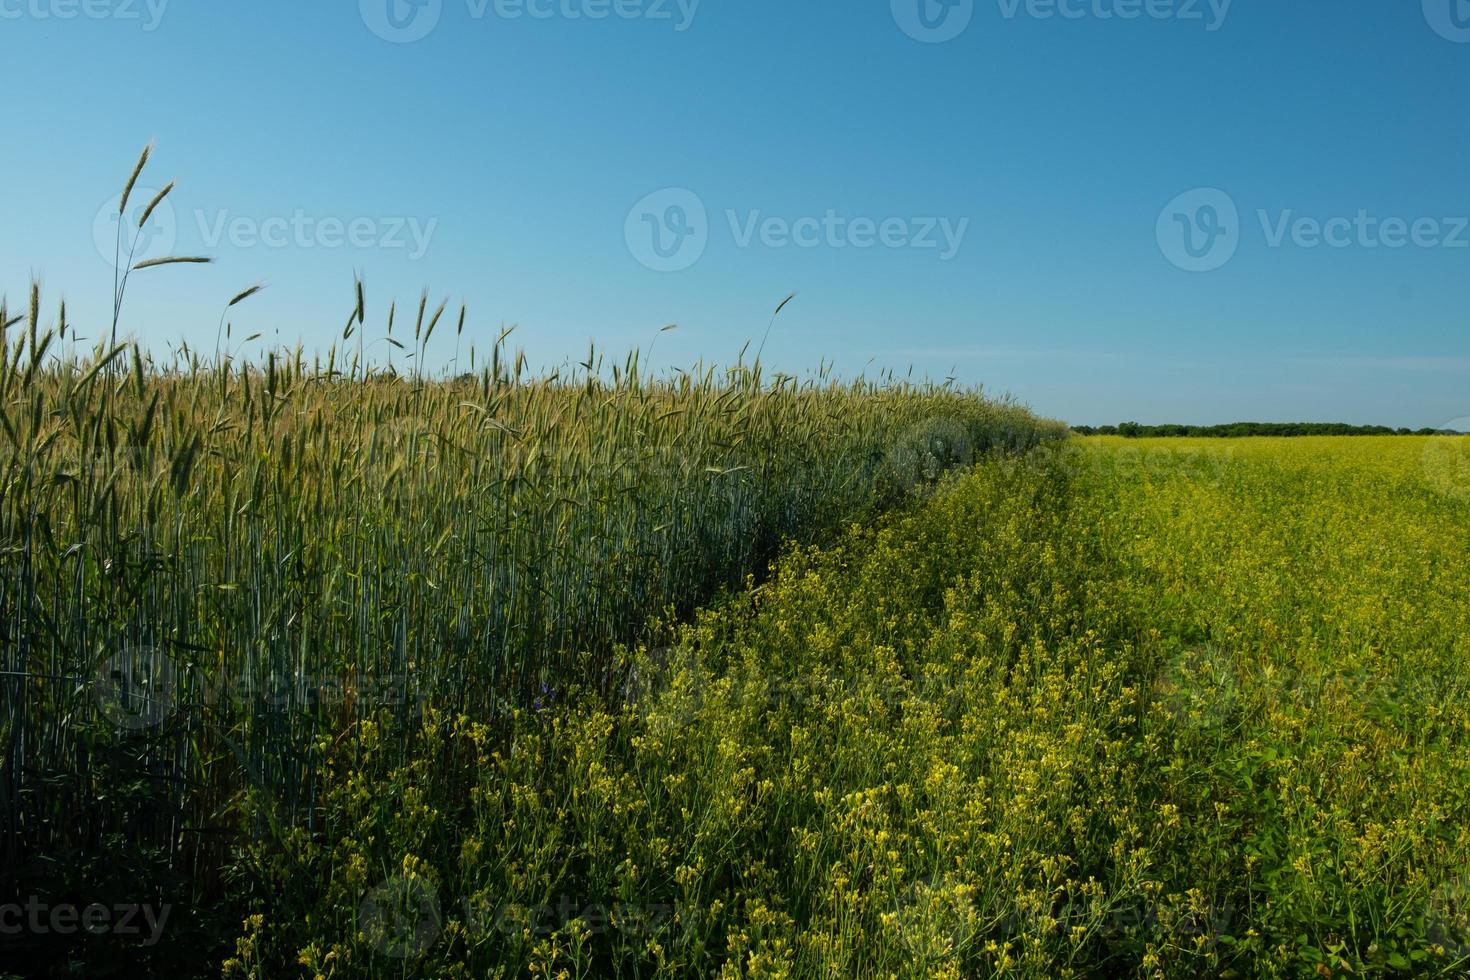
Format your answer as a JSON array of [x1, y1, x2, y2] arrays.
[[221, 435, 1470, 977]]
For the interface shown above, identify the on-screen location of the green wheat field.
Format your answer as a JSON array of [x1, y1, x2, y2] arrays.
[[3, 155, 1470, 979]]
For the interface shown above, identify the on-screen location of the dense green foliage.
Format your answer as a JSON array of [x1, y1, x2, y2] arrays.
[[0, 302, 1060, 976], [210, 435, 1470, 978], [7, 286, 1470, 978]]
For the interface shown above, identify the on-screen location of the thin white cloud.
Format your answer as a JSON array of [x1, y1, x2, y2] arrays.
[[1296, 356, 1470, 373], [884, 350, 1470, 374], [876, 347, 1123, 361]]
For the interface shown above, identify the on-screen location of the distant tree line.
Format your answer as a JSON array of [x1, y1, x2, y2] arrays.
[[1070, 422, 1464, 438]]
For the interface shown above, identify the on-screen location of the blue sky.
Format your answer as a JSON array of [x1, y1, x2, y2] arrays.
[[2, 1, 1467, 426]]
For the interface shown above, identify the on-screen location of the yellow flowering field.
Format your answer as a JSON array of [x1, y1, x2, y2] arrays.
[[218, 434, 1470, 978]]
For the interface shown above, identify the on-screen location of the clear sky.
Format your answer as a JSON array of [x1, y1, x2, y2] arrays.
[[2, 1, 1467, 426]]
